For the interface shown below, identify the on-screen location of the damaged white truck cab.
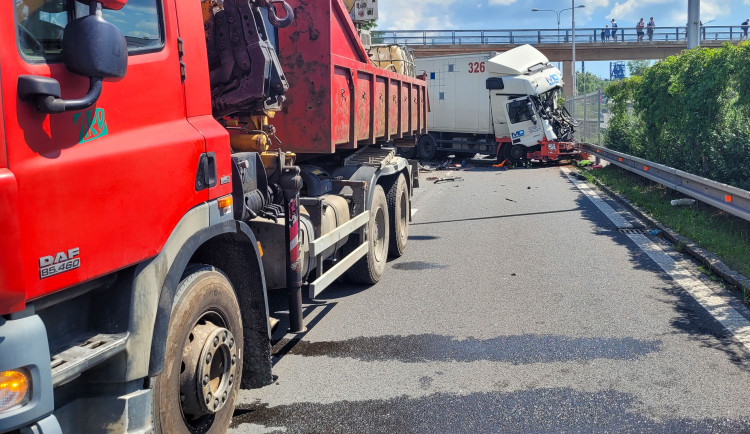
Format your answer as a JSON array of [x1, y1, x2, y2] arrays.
[[415, 44, 578, 163]]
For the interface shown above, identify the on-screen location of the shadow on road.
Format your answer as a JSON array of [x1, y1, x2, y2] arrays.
[[410, 207, 582, 227], [232, 387, 750, 432], [563, 170, 750, 369]]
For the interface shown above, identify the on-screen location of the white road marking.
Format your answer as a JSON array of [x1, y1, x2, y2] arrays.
[[562, 169, 632, 229], [411, 208, 419, 218], [563, 168, 750, 352]]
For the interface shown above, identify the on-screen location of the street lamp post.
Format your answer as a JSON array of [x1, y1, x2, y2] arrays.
[[531, 5, 585, 44], [532, 3, 585, 102], [572, 0, 577, 97], [687, 0, 700, 49]]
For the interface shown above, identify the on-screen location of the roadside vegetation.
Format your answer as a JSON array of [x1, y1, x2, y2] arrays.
[[580, 164, 750, 283], [604, 41, 750, 190]]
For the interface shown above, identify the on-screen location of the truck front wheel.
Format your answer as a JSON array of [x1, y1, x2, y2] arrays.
[[346, 185, 390, 284], [509, 144, 528, 163], [153, 266, 243, 434], [385, 174, 409, 257]]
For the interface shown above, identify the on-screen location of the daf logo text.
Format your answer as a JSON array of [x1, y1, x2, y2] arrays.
[[39, 248, 81, 279]]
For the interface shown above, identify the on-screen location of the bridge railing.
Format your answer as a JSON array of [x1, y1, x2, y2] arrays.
[[372, 26, 748, 46]]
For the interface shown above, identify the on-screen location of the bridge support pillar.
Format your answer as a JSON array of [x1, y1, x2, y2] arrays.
[[563, 61, 574, 100]]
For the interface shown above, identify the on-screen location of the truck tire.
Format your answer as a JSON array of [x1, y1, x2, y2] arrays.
[[509, 144, 528, 163], [346, 185, 390, 284], [385, 174, 409, 257], [497, 143, 509, 162], [397, 146, 417, 159], [153, 266, 243, 434], [417, 135, 437, 161]]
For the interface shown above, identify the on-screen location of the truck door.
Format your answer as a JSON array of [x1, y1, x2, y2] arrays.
[[4, 0, 209, 300], [502, 96, 545, 147]]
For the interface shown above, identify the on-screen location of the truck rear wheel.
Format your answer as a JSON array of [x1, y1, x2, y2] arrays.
[[346, 185, 390, 284], [385, 174, 409, 257], [417, 135, 437, 161], [153, 266, 243, 434]]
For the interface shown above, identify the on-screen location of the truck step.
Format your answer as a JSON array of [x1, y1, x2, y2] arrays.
[[344, 147, 396, 169], [51, 333, 128, 386]]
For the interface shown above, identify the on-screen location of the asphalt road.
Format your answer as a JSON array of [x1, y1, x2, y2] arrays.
[[230, 163, 750, 433]]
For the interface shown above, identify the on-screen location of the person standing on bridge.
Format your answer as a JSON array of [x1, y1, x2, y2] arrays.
[[611, 19, 618, 42], [647, 17, 655, 41], [605, 24, 611, 42], [742, 19, 749, 39], [636, 18, 645, 42]]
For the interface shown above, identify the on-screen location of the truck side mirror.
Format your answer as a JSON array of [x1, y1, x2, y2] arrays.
[[18, 2, 127, 114], [486, 77, 504, 90]]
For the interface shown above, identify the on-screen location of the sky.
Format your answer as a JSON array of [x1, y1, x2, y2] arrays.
[[375, 0, 750, 79]]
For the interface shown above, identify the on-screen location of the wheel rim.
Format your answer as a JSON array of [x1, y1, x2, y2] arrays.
[[419, 137, 436, 160], [373, 205, 387, 262], [398, 188, 408, 242], [179, 312, 239, 429]]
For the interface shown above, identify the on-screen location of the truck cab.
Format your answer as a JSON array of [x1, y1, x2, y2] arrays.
[[415, 45, 576, 163], [487, 45, 577, 163]]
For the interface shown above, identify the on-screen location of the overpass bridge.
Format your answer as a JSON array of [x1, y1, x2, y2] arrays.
[[373, 26, 742, 97]]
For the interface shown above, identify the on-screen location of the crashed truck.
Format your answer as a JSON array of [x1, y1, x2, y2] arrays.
[[413, 44, 578, 163]]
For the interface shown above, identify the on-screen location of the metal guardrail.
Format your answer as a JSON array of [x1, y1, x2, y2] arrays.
[[373, 26, 748, 46], [579, 143, 750, 222]]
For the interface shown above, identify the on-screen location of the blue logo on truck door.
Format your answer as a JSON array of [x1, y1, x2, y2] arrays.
[[512, 130, 525, 139], [545, 74, 560, 86]]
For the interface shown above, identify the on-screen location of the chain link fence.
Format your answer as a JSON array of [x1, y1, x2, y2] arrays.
[[565, 91, 607, 145]]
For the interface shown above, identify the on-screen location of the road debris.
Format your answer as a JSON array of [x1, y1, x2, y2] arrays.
[[670, 198, 696, 207], [434, 176, 464, 184], [438, 159, 453, 170], [505, 198, 516, 202], [572, 172, 587, 181]]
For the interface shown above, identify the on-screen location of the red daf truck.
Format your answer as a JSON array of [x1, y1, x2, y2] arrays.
[[0, 0, 426, 432]]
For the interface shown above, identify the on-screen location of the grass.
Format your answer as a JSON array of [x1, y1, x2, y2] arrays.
[[578, 163, 750, 279]]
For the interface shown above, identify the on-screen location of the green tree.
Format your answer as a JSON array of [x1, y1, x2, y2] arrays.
[[576, 71, 606, 95], [604, 42, 750, 189], [627, 60, 651, 77], [357, 20, 378, 31]]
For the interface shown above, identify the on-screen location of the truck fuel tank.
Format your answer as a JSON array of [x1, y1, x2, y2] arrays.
[[252, 194, 351, 290]]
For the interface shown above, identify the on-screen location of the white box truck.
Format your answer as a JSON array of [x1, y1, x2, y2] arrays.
[[412, 45, 578, 163]]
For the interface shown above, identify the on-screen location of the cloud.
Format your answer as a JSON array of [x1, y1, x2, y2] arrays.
[[608, 0, 671, 21], [379, 0, 456, 30], [672, 0, 731, 25], [580, 0, 610, 23], [488, 0, 517, 4]]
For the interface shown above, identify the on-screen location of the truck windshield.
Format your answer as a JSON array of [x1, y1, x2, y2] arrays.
[[15, 0, 163, 62]]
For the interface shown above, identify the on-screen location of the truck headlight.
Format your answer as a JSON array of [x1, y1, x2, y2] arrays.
[[547, 143, 557, 151], [0, 369, 31, 413]]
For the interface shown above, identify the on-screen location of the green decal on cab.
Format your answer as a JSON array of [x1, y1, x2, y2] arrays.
[[74, 108, 108, 144]]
